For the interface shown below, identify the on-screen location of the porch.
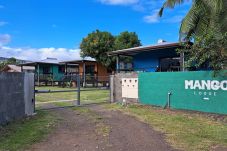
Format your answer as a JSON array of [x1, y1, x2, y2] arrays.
[[108, 42, 184, 73]]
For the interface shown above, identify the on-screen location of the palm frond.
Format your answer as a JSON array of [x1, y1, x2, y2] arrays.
[[159, 0, 185, 17]]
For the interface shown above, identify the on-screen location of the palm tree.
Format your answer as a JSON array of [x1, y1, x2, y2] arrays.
[[159, 0, 227, 41]]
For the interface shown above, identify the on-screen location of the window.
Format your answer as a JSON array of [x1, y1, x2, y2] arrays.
[[159, 57, 180, 72], [58, 66, 65, 73], [85, 65, 95, 74], [43, 66, 51, 74]]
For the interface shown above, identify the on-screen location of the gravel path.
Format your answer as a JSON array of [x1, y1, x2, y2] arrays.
[[27, 104, 176, 151]]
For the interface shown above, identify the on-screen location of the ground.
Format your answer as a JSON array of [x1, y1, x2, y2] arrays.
[[27, 104, 175, 151], [1, 87, 227, 151]]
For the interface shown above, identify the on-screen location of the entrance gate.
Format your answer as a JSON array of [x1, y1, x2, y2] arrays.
[[34, 75, 110, 110]]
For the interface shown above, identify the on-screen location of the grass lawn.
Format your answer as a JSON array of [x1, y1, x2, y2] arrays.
[[0, 110, 59, 151], [104, 103, 227, 151], [35, 86, 109, 104]]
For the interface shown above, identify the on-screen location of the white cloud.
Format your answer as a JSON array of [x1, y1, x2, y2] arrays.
[[0, 34, 11, 46], [144, 11, 184, 24], [0, 46, 85, 61], [98, 0, 139, 5], [143, 9, 160, 23], [0, 21, 8, 26]]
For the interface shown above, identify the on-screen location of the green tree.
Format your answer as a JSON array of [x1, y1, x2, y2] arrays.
[[80, 30, 142, 70], [115, 31, 141, 50], [115, 31, 141, 64], [0, 57, 17, 70], [80, 30, 116, 69], [178, 32, 227, 71]]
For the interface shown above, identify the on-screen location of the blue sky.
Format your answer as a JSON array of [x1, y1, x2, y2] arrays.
[[0, 0, 191, 61]]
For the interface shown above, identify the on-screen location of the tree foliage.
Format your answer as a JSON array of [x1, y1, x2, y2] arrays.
[[80, 30, 115, 69], [160, 0, 227, 70], [159, 0, 227, 41], [178, 32, 227, 71], [80, 30, 141, 70], [0, 57, 17, 71], [114, 31, 141, 50]]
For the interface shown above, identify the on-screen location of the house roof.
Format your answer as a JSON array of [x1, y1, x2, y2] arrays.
[[108, 42, 180, 56], [60, 59, 96, 64], [19, 58, 64, 66], [1, 65, 35, 72]]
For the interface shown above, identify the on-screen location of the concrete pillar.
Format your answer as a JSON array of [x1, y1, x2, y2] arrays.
[[110, 75, 114, 103]]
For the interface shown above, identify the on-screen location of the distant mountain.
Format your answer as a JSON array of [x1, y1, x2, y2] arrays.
[[0, 57, 31, 64], [0, 57, 8, 63]]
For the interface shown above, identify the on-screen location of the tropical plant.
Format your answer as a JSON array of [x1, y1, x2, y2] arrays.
[[160, 0, 227, 70], [159, 0, 227, 41], [177, 31, 227, 71]]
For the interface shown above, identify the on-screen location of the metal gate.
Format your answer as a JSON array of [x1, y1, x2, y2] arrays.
[[34, 75, 110, 110]]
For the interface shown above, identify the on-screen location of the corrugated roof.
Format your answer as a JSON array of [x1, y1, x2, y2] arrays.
[[2, 65, 35, 72], [19, 58, 64, 66], [60, 59, 96, 64], [108, 42, 180, 56]]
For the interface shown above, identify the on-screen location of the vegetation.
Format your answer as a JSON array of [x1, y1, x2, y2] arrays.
[[104, 103, 227, 151], [0, 110, 59, 151], [114, 31, 141, 50], [35, 86, 109, 104], [80, 30, 141, 70], [80, 30, 116, 70], [159, 0, 227, 40], [178, 32, 227, 71], [0, 57, 17, 71], [159, 0, 227, 70]]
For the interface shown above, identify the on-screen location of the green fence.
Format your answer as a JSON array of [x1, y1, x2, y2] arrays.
[[139, 71, 227, 114]]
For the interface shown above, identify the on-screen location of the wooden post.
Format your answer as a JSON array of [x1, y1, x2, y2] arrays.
[[116, 55, 120, 73], [37, 64, 40, 86], [83, 61, 86, 87], [76, 75, 80, 106]]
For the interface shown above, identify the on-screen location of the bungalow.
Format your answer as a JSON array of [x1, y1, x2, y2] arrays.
[[60, 59, 111, 87], [20, 58, 110, 87], [108, 41, 184, 72], [1, 64, 35, 73], [20, 58, 78, 86]]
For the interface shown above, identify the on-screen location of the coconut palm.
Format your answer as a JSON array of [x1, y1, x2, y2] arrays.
[[159, 0, 227, 41]]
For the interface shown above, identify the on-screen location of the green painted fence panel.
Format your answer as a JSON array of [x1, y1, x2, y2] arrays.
[[139, 71, 227, 114]]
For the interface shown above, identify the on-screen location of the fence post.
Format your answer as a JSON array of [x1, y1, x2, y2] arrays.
[[110, 75, 114, 103], [76, 75, 80, 106]]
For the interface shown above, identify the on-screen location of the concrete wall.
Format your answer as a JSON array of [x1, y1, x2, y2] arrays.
[[110, 72, 138, 103], [139, 71, 227, 115], [0, 72, 35, 125]]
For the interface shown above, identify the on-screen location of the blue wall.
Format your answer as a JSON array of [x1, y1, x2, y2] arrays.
[[133, 48, 178, 72]]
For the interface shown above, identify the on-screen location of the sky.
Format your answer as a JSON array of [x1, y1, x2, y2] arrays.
[[0, 0, 191, 61]]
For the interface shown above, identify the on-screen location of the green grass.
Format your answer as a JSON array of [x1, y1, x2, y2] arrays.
[[35, 86, 109, 104], [104, 103, 227, 151], [0, 110, 59, 151]]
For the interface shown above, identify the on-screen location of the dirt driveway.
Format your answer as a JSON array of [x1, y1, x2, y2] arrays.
[[28, 104, 176, 151]]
